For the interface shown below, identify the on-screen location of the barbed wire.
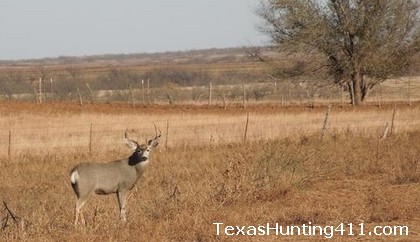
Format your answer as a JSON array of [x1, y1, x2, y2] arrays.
[[0, 110, 418, 157]]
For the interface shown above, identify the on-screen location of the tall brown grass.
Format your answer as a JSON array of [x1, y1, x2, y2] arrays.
[[0, 103, 419, 241], [0, 102, 419, 155]]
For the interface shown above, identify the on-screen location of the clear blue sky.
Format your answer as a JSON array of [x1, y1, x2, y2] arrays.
[[0, 0, 267, 60]]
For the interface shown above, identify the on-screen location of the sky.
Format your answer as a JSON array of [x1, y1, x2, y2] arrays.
[[0, 0, 268, 60]]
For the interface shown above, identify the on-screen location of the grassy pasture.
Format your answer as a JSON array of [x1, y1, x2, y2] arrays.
[[0, 102, 419, 241]]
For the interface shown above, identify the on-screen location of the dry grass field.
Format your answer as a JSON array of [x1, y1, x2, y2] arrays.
[[0, 101, 419, 241]]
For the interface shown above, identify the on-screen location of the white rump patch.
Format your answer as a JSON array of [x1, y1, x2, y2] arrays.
[[70, 170, 79, 184]]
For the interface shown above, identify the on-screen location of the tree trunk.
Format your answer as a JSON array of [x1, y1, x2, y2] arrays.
[[348, 71, 364, 105], [353, 73, 363, 105], [348, 81, 355, 106], [361, 80, 371, 102]]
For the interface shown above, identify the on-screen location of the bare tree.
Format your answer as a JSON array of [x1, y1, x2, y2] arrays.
[[258, 0, 420, 105]]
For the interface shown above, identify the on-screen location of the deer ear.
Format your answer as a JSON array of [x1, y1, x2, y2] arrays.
[[148, 139, 159, 147]]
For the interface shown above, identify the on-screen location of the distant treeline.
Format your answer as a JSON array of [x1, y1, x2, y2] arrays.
[[0, 46, 418, 102], [0, 47, 271, 98]]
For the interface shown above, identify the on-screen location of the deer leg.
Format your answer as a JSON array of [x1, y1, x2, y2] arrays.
[[117, 190, 129, 222], [74, 198, 87, 226]]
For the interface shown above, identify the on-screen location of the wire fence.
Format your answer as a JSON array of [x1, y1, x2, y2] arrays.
[[1, 76, 419, 107], [1, 105, 419, 157]]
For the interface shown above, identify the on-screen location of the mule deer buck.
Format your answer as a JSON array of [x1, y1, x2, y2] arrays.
[[70, 126, 161, 225]]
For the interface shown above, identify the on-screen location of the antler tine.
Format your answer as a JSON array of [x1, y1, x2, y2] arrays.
[[124, 128, 129, 139], [152, 122, 159, 137], [125, 128, 139, 144]]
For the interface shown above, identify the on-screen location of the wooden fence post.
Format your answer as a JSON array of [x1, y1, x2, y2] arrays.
[[50, 78, 53, 95], [8, 130, 11, 158], [244, 113, 249, 143], [34, 88, 39, 104], [141, 79, 145, 105], [222, 92, 227, 110], [242, 81, 247, 109], [77, 87, 83, 106], [147, 78, 151, 105], [86, 83, 94, 104], [321, 105, 331, 140], [208, 82, 212, 106], [129, 84, 135, 108], [380, 122, 389, 140], [39, 77, 43, 104], [390, 104, 397, 135]]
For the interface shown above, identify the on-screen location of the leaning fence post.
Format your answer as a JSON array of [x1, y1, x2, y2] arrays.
[[86, 83, 95, 104], [380, 122, 389, 140], [244, 113, 249, 143], [390, 104, 397, 135]]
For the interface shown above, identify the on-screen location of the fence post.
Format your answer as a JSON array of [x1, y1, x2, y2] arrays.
[[390, 104, 397, 135], [77, 87, 83, 106], [50, 78, 53, 95], [34, 88, 39, 104], [242, 81, 247, 109], [141, 79, 145, 105], [380, 122, 389, 140], [321, 105, 331, 140], [222, 92, 227, 110], [244, 113, 249, 143], [39, 77, 43, 104], [129, 84, 135, 108], [8, 130, 11, 158], [86, 83, 94, 104], [208, 82, 212, 106], [147, 78, 151, 105], [281, 94, 284, 107]]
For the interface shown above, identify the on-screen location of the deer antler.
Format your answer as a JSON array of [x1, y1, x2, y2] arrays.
[[124, 128, 139, 147], [124, 128, 129, 139], [152, 122, 161, 137]]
